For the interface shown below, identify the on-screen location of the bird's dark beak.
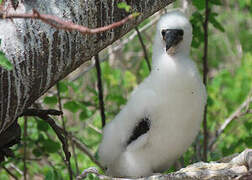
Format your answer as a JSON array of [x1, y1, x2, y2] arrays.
[[161, 29, 184, 51]]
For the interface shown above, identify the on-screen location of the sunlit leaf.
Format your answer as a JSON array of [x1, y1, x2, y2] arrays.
[[192, 0, 205, 10], [44, 96, 58, 105], [209, 14, 225, 32], [43, 139, 61, 153], [37, 119, 49, 131], [58, 82, 68, 93], [117, 2, 131, 12], [63, 100, 80, 113]]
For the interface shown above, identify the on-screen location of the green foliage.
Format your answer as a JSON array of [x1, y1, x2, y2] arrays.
[[1, 1, 252, 179], [117, 2, 131, 12], [0, 40, 13, 70]]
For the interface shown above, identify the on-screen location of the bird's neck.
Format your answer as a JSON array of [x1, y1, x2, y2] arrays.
[[151, 47, 189, 70]]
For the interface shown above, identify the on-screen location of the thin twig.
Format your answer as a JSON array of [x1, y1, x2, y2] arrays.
[[1, 9, 136, 35], [88, 123, 102, 135], [22, 109, 63, 116], [23, 116, 27, 180], [70, 139, 80, 175], [135, 27, 151, 72], [56, 83, 73, 180], [202, 0, 210, 162], [71, 136, 105, 171], [21, 108, 73, 179], [95, 54, 106, 128], [9, 163, 23, 175], [2, 166, 18, 180], [208, 96, 252, 150], [21, 108, 104, 170], [56, 83, 66, 129]]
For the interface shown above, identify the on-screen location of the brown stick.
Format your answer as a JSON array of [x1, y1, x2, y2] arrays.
[[56, 83, 73, 180], [95, 54, 106, 128], [2, 166, 18, 180], [202, 0, 210, 162], [135, 27, 151, 72], [1, 9, 136, 35], [23, 116, 27, 180]]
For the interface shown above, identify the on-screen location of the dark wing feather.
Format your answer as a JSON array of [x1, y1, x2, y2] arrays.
[[126, 117, 151, 146]]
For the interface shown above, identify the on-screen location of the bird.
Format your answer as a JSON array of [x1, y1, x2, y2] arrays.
[[98, 9, 207, 178]]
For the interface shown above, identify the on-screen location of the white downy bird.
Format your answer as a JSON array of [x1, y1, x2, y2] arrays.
[[98, 10, 207, 178]]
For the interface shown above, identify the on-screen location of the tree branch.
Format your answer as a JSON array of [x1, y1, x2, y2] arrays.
[[56, 83, 73, 180], [1, 9, 136, 35], [202, 0, 210, 162], [23, 116, 27, 180], [76, 149, 252, 180], [95, 54, 106, 128], [20, 108, 72, 177], [1, 166, 18, 180], [135, 27, 151, 72]]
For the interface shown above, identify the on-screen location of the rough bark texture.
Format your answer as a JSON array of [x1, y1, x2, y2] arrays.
[[0, 0, 175, 138], [77, 149, 252, 180]]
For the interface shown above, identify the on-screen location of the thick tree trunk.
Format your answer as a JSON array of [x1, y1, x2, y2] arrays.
[[0, 0, 175, 142]]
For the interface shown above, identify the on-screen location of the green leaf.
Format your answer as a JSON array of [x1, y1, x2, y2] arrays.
[[63, 101, 80, 113], [37, 119, 49, 131], [192, 0, 205, 10], [132, 12, 140, 17], [243, 137, 252, 147], [45, 170, 54, 180], [43, 139, 60, 153], [32, 148, 43, 157], [209, 14, 225, 32], [43, 96, 58, 105], [117, 2, 131, 12], [0, 51, 13, 71], [210, 0, 222, 5], [79, 108, 92, 121], [207, 96, 214, 106], [0, 39, 13, 70], [58, 82, 68, 93]]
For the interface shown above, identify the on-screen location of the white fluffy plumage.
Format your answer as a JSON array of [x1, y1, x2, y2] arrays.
[[98, 10, 207, 178]]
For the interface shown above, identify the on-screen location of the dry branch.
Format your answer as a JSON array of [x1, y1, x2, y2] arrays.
[[1, 9, 136, 35], [202, 0, 210, 161], [77, 149, 252, 180]]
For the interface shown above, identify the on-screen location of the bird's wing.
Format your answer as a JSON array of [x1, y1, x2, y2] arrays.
[[99, 83, 157, 165], [120, 87, 158, 151], [126, 116, 151, 152]]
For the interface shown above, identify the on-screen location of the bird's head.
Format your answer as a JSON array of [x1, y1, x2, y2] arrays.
[[154, 10, 192, 56]]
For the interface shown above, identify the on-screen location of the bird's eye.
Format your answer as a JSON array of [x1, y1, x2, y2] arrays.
[[161, 30, 166, 37]]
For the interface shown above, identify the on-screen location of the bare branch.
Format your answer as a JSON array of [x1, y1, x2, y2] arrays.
[[76, 149, 252, 180], [1, 9, 136, 35], [21, 109, 63, 116], [70, 139, 80, 175], [1, 166, 18, 180], [135, 27, 151, 72], [56, 83, 73, 180], [202, 0, 210, 161], [20, 108, 72, 178], [23, 116, 27, 180], [95, 54, 106, 128], [71, 136, 105, 171]]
